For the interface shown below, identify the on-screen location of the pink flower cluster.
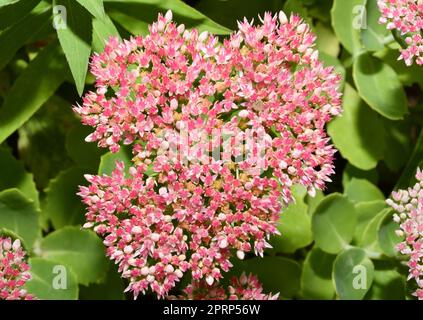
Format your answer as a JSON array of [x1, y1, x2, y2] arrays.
[[0, 237, 34, 300], [377, 0, 423, 66], [170, 273, 278, 300], [76, 10, 341, 298], [387, 168, 423, 300]]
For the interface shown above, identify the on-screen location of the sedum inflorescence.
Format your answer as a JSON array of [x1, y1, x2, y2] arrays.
[[75, 10, 342, 299]]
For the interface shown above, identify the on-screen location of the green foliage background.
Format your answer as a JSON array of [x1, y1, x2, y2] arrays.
[[0, 0, 421, 300]]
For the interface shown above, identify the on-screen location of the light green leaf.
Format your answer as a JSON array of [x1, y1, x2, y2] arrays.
[[92, 15, 120, 52], [233, 256, 301, 298], [328, 84, 385, 170], [98, 145, 133, 176], [344, 178, 384, 203], [378, 213, 401, 258], [359, 208, 390, 253], [305, 189, 325, 216], [312, 193, 357, 254], [76, 0, 105, 19], [342, 163, 379, 189], [25, 258, 79, 300], [315, 22, 340, 57], [360, 0, 390, 51], [271, 190, 312, 253], [40, 227, 108, 286], [354, 200, 387, 243], [0, 148, 38, 208], [54, 0, 92, 96], [105, 0, 231, 36], [45, 167, 88, 230], [0, 189, 40, 249], [365, 261, 405, 300], [0, 42, 67, 144], [333, 247, 374, 300], [331, 0, 366, 55], [301, 247, 336, 300], [353, 53, 408, 120], [0, 1, 51, 70]]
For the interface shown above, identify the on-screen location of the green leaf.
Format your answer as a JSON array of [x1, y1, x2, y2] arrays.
[[331, 0, 366, 55], [353, 53, 408, 120], [271, 190, 312, 253], [314, 22, 340, 57], [105, 0, 231, 36], [76, 0, 105, 19], [0, 2, 51, 70], [378, 213, 401, 258], [45, 167, 88, 230], [344, 178, 384, 203], [17, 95, 76, 190], [301, 247, 336, 300], [79, 262, 125, 300], [319, 52, 345, 89], [283, 0, 311, 24], [358, 208, 390, 253], [40, 226, 108, 286], [395, 130, 423, 189], [0, 0, 41, 31], [92, 15, 120, 52], [328, 84, 385, 170], [54, 0, 92, 96], [233, 256, 301, 298], [25, 258, 79, 300], [0, 148, 38, 208], [305, 189, 325, 216], [365, 261, 405, 300], [66, 125, 106, 171], [0, 189, 40, 249], [360, 0, 390, 51], [333, 247, 374, 300], [0, 42, 67, 144], [312, 193, 357, 254], [98, 145, 133, 175], [354, 200, 387, 243], [342, 163, 379, 189], [382, 118, 411, 171]]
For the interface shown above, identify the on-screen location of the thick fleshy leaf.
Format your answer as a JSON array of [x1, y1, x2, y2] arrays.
[[0, 148, 38, 208], [54, 0, 92, 96], [0, 1, 50, 70], [25, 258, 79, 300], [40, 227, 108, 285], [378, 213, 401, 258], [360, 0, 390, 51], [44, 167, 88, 230], [354, 200, 387, 244], [331, 0, 366, 55], [232, 256, 301, 298], [344, 178, 384, 203], [353, 53, 408, 120], [365, 261, 405, 300], [382, 118, 411, 172], [98, 145, 133, 176], [106, 0, 231, 36], [333, 247, 374, 300], [0, 42, 67, 144], [315, 22, 340, 57], [301, 247, 336, 299], [312, 193, 357, 254], [305, 189, 325, 216], [358, 208, 390, 254], [342, 163, 378, 188], [328, 84, 385, 170], [271, 189, 312, 253], [0, 189, 40, 249], [79, 262, 125, 300]]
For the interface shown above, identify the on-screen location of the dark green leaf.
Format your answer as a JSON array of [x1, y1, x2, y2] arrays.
[[76, 0, 105, 19], [0, 0, 41, 31], [98, 145, 133, 175]]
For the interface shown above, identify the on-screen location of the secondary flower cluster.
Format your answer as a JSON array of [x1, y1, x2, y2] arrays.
[[386, 168, 423, 300], [169, 273, 279, 300], [76, 10, 342, 298], [0, 237, 34, 300], [377, 0, 423, 66]]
